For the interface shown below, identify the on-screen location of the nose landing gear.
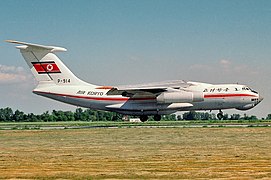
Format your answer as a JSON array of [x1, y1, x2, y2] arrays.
[[217, 110, 223, 120]]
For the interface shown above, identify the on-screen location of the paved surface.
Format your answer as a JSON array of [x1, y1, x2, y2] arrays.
[[1, 123, 270, 130]]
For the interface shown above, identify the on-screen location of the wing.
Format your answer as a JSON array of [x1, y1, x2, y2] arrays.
[[106, 80, 192, 98]]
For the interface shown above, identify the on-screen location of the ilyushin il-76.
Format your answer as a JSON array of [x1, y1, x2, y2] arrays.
[[7, 40, 263, 122]]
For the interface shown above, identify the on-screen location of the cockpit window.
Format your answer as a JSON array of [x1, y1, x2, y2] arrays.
[[247, 87, 259, 94], [252, 90, 258, 94], [242, 86, 252, 91], [251, 89, 258, 94]]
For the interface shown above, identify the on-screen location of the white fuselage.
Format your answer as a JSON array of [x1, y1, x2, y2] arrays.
[[33, 81, 262, 116], [7, 40, 263, 119]]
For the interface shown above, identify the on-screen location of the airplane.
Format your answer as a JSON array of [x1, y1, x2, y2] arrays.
[[6, 40, 263, 122]]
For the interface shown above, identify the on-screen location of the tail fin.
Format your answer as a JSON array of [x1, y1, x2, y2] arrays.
[[6, 40, 90, 86]]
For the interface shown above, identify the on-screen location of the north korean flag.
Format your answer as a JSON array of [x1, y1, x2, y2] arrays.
[[32, 61, 61, 74]]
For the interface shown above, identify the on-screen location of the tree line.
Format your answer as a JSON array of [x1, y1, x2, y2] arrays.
[[0, 107, 120, 122], [0, 107, 269, 122]]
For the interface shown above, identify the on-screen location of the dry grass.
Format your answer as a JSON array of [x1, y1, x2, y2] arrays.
[[0, 127, 271, 179]]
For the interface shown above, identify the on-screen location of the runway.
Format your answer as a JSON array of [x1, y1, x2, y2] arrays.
[[0, 122, 270, 130]]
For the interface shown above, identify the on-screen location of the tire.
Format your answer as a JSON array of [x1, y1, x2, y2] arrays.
[[140, 115, 148, 122], [217, 113, 223, 120], [154, 115, 161, 121]]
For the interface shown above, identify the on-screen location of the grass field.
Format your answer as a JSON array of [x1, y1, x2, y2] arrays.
[[1, 127, 271, 179]]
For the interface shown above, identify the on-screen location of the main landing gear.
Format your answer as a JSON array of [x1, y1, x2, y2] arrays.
[[139, 115, 148, 122], [217, 110, 223, 120], [154, 115, 161, 121], [139, 115, 162, 122]]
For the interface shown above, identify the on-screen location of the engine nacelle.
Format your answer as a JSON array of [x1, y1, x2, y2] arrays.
[[157, 91, 204, 104]]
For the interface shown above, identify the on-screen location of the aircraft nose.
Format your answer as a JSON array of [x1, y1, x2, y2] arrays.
[[255, 94, 264, 106], [259, 95, 264, 102], [253, 94, 263, 106]]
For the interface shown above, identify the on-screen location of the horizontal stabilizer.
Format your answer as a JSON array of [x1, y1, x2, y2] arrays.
[[5, 40, 67, 52]]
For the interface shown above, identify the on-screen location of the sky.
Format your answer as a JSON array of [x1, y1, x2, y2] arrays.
[[0, 0, 270, 118]]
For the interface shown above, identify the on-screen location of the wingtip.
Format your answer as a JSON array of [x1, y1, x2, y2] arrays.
[[5, 39, 15, 43], [5, 40, 24, 45]]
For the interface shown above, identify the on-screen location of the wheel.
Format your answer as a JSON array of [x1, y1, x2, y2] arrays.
[[139, 115, 148, 122], [154, 115, 161, 121], [217, 112, 223, 120]]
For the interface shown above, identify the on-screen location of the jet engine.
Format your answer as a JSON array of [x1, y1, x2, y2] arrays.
[[157, 91, 204, 104]]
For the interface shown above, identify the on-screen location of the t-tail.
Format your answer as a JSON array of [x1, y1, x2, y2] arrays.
[[6, 40, 95, 87]]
